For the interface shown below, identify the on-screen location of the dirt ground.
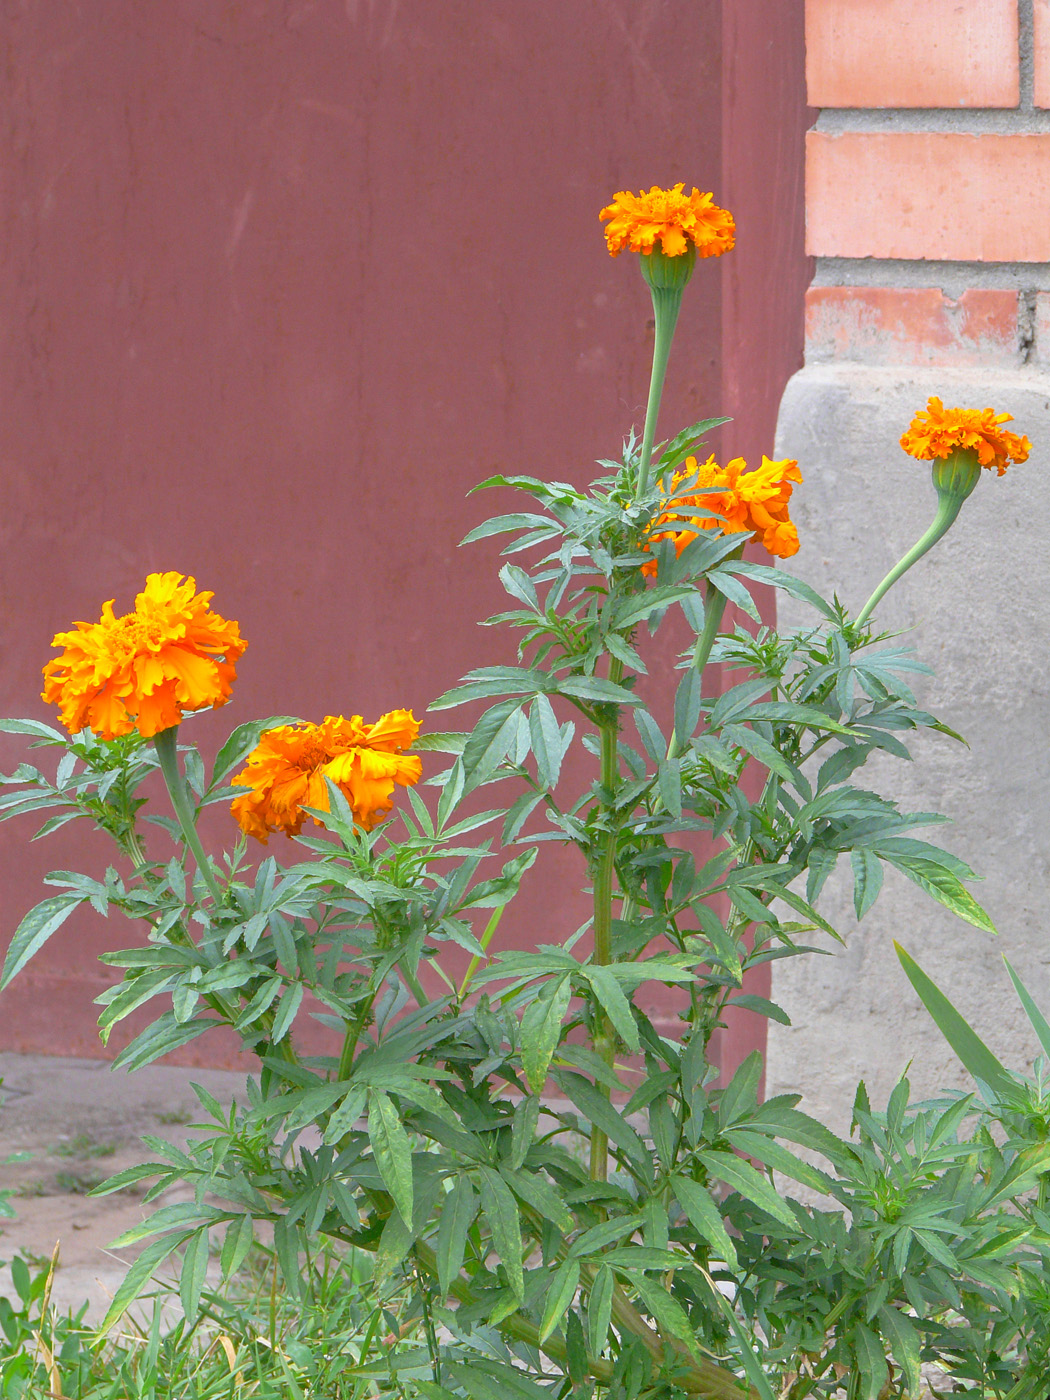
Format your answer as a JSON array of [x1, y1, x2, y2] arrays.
[[0, 1053, 245, 1322]]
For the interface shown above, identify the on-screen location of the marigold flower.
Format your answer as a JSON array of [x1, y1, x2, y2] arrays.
[[231, 712, 422, 842], [900, 396, 1030, 476], [642, 454, 802, 575], [600, 184, 735, 259], [42, 572, 246, 740]]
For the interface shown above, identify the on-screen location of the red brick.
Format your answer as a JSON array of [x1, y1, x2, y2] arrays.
[[805, 287, 1020, 366], [807, 0, 1019, 108], [807, 132, 1050, 261], [1035, 1, 1050, 107]]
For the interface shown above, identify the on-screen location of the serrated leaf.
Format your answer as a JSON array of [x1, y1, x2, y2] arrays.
[[1003, 955, 1050, 1062], [582, 965, 639, 1053], [672, 1175, 737, 1267], [100, 1232, 190, 1332], [538, 1258, 580, 1343], [850, 848, 883, 919], [587, 1264, 614, 1356], [436, 1177, 477, 1296], [887, 855, 995, 932], [179, 1227, 211, 1320], [696, 1149, 797, 1228], [674, 667, 702, 745], [478, 1165, 524, 1301], [852, 1320, 889, 1400], [706, 568, 762, 623], [520, 974, 571, 1094], [553, 1071, 650, 1174], [1, 894, 82, 988], [220, 1214, 254, 1281], [877, 1305, 921, 1394], [368, 1089, 414, 1225], [529, 694, 565, 789]]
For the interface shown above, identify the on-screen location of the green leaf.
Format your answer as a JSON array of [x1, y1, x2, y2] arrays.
[[885, 854, 995, 932], [587, 1264, 614, 1356], [211, 715, 301, 785], [629, 1274, 704, 1363], [555, 676, 641, 706], [672, 1175, 737, 1267], [413, 731, 468, 754], [1, 894, 82, 988], [436, 1176, 477, 1296], [706, 568, 762, 623], [100, 1231, 190, 1332], [520, 974, 571, 1094], [726, 561, 838, 620], [477, 1165, 524, 1301], [895, 944, 1012, 1097], [1003, 955, 1050, 1062], [696, 1149, 798, 1229], [852, 1321, 889, 1400], [553, 1071, 650, 1174], [877, 1305, 921, 1394], [462, 701, 526, 786], [500, 1166, 574, 1234], [219, 1214, 254, 1281], [851, 848, 883, 919], [179, 1227, 211, 1321], [538, 1258, 580, 1343], [530, 694, 566, 788], [582, 965, 640, 1053], [270, 982, 304, 1042], [674, 667, 702, 744], [368, 1089, 414, 1225]]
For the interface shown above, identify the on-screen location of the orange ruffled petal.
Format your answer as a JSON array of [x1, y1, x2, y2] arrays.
[[900, 397, 1030, 477], [600, 184, 735, 260], [230, 712, 422, 843], [641, 453, 802, 576], [42, 572, 246, 740]]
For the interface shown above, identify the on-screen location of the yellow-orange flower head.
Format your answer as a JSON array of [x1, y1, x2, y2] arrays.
[[42, 572, 247, 740], [231, 711, 422, 843], [643, 454, 802, 575], [900, 396, 1030, 476], [600, 184, 735, 259]]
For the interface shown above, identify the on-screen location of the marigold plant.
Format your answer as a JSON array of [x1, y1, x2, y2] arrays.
[[0, 185, 1042, 1400]]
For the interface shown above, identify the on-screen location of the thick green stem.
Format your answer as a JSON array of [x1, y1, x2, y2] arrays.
[[855, 492, 962, 628], [637, 285, 685, 497], [691, 585, 730, 677], [154, 726, 223, 904], [590, 660, 623, 1182]]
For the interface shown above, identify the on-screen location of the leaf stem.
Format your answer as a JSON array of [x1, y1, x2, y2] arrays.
[[153, 726, 223, 904]]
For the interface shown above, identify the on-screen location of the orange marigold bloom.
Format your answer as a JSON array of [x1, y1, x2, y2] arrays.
[[42, 572, 246, 740], [600, 184, 735, 259], [900, 396, 1030, 476], [230, 711, 422, 843], [642, 453, 802, 575]]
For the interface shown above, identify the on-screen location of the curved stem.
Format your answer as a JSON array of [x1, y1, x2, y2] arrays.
[[637, 286, 684, 497], [855, 494, 961, 628], [153, 726, 223, 904]]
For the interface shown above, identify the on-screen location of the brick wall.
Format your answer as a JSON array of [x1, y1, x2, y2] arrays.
[[766, 4, 1050, 1125], [805, 0, 1050, 365]]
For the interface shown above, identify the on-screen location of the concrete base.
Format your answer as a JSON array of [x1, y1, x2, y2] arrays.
[[769, 364, 1050, 1130]]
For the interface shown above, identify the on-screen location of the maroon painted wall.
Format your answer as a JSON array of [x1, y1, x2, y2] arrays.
[[0, 1, 809, 1070]]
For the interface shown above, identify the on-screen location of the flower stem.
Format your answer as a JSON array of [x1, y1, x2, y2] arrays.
[[855, 493, 962, 628], [636, 285, 684, 498], [589, 660, 623, 1183], [154, 726, 223, 904]]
